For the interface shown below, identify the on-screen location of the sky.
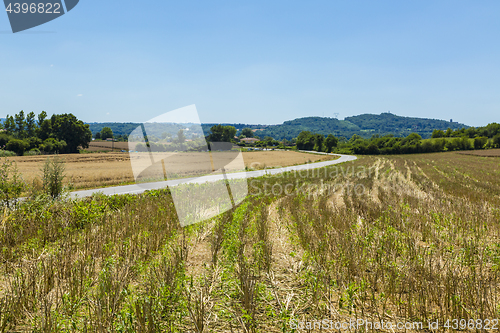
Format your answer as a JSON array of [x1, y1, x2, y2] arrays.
[[1, 0, 499, 126]]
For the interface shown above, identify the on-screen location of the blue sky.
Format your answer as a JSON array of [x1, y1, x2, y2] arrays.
[[1, 0, 499, 126]]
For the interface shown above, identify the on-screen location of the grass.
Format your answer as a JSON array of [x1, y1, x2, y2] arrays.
[[0, 151, 498, 331]]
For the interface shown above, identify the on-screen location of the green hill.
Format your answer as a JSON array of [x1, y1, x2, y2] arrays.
[[345, 113, 468, 137], [88, 113, 471, 141]]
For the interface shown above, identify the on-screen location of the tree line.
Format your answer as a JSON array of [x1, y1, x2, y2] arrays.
[[209, 123, 500, 155], [1, 111, 92, 155]]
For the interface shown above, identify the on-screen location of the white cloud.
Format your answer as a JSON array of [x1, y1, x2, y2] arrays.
[[106, 112, 110, 115], [77, 94, 83, 97], [50, 64, 53, 67]]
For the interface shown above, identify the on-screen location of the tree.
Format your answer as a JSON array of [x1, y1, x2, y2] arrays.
[[38, 111, 47, 127], [313, 134, 324, 152], [493, 134, 500, 148], [38, 119, 52, 141], [324, 134, 338, 153], [95, 132, 101, 140], [50, 114, 92, 153], [474, 137, 488, 149], [207, 125, 237, 142], [100, 127, 114, 140], [241, 128, 254, 138], [432, 129, 445, 138], [26, 111, 37, 138], [14, 110, 26, 139], [176, 129, 186, 143], [296, 131, 315, 150], [3, 116, 15, 135]]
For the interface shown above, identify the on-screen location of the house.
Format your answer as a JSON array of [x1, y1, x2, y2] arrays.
[[240, 138, 260, 144]]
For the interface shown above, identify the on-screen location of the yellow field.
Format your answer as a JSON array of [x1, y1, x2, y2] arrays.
[[8, 151, 335, 190]]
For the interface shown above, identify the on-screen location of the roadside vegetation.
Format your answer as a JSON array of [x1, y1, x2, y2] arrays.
[[0, 151, 498, 331]]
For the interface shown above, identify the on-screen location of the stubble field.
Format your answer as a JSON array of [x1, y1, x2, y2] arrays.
[[0, 151, 499, 332]]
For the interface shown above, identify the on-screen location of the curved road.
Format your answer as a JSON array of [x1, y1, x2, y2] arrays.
[[69, 152, 357, 199]]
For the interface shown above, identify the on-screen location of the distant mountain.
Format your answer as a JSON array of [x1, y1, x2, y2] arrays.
[[87, 113, 470, 140]]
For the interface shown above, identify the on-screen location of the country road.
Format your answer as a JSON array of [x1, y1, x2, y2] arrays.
[[69, 152, 357, 199]]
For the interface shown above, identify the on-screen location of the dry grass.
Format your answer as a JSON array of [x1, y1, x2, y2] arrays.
[[9, 151, 335, 190], [1, 151, 498, 332]]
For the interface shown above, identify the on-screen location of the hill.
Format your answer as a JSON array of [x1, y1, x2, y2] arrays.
[[250, 113, 468, 140], [87, 113, 471, 140], [345, 112, 468, 137]]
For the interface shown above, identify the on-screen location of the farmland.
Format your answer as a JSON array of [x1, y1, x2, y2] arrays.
[[9, 150, 335, 190], [0, 151, 499, 331], [458, 148, 500, 157]]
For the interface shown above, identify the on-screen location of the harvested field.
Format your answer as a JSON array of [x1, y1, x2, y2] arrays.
[[85, 141, 130, 151], [458, 148, 500, 157], [9, 150, 335, 190], [2, 151, 500, 332]]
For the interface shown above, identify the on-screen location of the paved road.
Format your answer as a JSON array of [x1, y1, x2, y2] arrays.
[[69, 152, 357, 199]]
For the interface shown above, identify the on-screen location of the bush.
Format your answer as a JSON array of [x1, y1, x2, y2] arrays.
[[0, 158, 25, 207], [40, 138, 67, 154], [24, 148, 41, 156], [0, 150, 16, 157], [41, 156, 66, 198], [6, 139, 29, 156]]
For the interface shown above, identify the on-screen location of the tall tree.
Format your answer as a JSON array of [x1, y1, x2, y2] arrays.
[[26, 111, 37, 138], [176, 129, 186, 143], [39, 119, 52, 141], [14, 110, 26, 138], [313, 134, 324, 152], [38, 111, 47, 127], [4, 115, 15, 135]]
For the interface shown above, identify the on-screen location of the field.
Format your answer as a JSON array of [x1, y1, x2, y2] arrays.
[[458, 148, 500, 157], [8, 151, 335, 190], [85, 141, 131, 152], [0, 151, 499, 332]]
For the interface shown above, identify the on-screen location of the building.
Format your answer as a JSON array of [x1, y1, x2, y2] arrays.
[[240, 138, 260, 144]]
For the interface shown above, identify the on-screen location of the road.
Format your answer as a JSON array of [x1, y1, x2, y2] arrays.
[[69, 152, 357, 199]]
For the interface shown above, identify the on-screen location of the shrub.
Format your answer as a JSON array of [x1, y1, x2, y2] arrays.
[[0, 150, 16, 157], [0, 158, 25, 207], [24, 148, 41, 156], [41, 156, 66, 198], [6, 139, 29, 156], [41, 138, 67, 154]]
